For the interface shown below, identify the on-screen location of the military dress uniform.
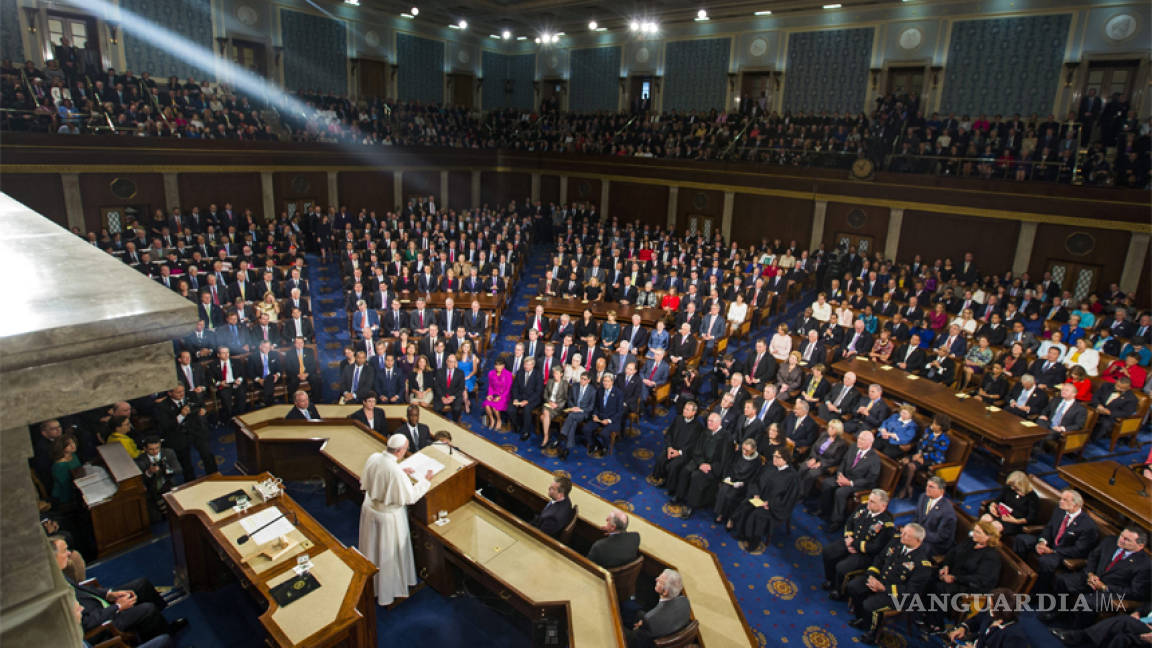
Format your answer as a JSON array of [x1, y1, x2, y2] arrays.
[[845, 538, 934, 635], [822, 504, 896, 592]]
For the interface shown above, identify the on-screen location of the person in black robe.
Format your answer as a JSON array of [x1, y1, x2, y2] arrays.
[[652, 401, 703, 486], [713, 438, 762, 524], [729, 447, 801, 552], [670, 412, 731, 517]]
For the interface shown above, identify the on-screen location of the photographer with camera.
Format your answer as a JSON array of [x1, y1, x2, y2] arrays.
[[134, 437, 182, 521]]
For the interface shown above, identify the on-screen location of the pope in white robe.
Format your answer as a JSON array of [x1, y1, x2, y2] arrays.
[[358, 434, 433, 605]]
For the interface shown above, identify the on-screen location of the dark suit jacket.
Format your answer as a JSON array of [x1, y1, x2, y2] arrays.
[[839, 448, 881, 490], [819, 383, 862, 420], [279, 317, 314, 343], [912, 495, 958, 556], [284, 405, 321, 420], [1089, 384, 1140, 423], [1040, 399, 1088, 432], [620, 324, 649, 349], [806, 435, 849, 468], [340, 363, 376, 400], [1005, 383, 1050, 417], [434, 367, 465, 401], [797, 340, 826, 366], [641, 595, 693, 638], [754, 398, 787, 427], [1028, 358, 1067, 387], [350, 407, 389, 433], [593, 386, 625, 425], [68, 577, 119, 631], [397, 422, 433, 450], [587, 531, 641, 568], [668, 334, 697, 360], [743, 352, 778, 384], [1076, 535, 1152, 598], [175, 363, 207, 392], [782, 413, 819, 448], [841, 330, 874, 355], [373, 365, 407, 401], [511, 369, 544, 406], [1039, 510, 1099, 559], [532, 498, 573, 538], [246, 351, 283, 379]]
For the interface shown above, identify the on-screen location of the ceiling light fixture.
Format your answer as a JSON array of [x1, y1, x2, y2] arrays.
[[401, 12, 414, 18], [344, 0, 359, 5], [822, 3, 842, 8], [458, 19, 467, 29], [754, 10, 772, 15], [629, 20, 640, 32], [516, 36, 527, 40], [489, 34, 500, 39], [502, 29, 511, 39], [588, 21, 597, 30], [534, 37, 541, 44], [411, 7, 419, 15], [642, 21, 657, 33], [695, 9, 709, 21]]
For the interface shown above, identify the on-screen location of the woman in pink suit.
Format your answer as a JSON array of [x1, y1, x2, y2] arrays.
[[483, 357, 513, 430]]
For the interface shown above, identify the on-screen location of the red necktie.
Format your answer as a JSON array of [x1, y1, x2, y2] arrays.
[[752, 354, 761, 375], [544, 359, 550, 376], [1054, 514, 1069, 546], [586, 354, 593, 370], [221, 363, 227, 380], [419, 312, 424, 327], [649, 364, 658, 379], [211, 286, 219, 304], [446, 371, 451, 388], [1105, 549, 1126, 572]]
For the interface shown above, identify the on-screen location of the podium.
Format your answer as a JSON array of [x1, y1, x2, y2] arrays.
[[408, 445, 477, 525]]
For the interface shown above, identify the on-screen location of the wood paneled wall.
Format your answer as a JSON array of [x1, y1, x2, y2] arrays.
[[731, 195, 813, 248], [0, 173, 66, 227], [401, 171, 440, 204], [479, 171, 531, 209], [898, 211, 1019, 268], [178, 172, 262, 219], [675, 188, 724, 235], [1029, 223, 1131, 290], [447, 171, 471, 211], [608, 182, 669, 229], [567, 177, 601, 208], [338, 171, 394, 213], [79, 173, 165, 234], [540, 174, 561, 205], [273, 171, 328, 217], [823, 202, 890, 254]]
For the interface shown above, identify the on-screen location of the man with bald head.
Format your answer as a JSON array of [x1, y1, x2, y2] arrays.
[[587, 509, 641, 568], [819, 430, 881, 527]]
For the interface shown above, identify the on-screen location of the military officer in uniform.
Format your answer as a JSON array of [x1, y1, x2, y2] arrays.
[[824, 489, 896, 596], [844, 523, 934, 644]]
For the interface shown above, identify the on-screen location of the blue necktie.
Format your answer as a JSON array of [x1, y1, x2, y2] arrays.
[[352, 367, 361, 392], [262, 355, 269, 377], [1052, 400, 1068, 427], [603, 390, 610, 406]]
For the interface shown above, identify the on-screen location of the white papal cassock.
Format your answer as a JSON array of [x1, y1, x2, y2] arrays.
[[358, 450, 430, 605]]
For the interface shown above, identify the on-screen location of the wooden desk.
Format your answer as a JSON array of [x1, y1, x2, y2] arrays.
[[234, 406, 757, 647], [832, 358, 1048, 475], [532, 296, 667, 328], [165, 473, 377, 648], [80, 443, 151, 556], [1057, 461, 1152, 532]]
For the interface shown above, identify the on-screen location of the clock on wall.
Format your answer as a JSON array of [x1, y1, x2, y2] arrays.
[[749, 38, 768, 57], [850, 158, 875, 180], [898, 28, 922, 51], [236, 4, 259, 26]]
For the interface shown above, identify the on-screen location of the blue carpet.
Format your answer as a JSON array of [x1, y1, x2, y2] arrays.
[[84, 247, 1152, 648]]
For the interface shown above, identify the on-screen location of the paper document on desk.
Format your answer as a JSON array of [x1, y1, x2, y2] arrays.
[[74, 466, 118, 505], [241, 506, 294, 546], [400, 453, 445, 480], [1020, 421, 1037, 428]]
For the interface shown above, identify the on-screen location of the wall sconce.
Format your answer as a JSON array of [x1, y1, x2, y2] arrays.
[[930, 65, 943, 88], [107, 24, 119, 45], [1063, 61, 1080, 87], [216, 37, 229, 56], [274, 46, 284, 65], [727, 72, 738, 92], [24, 8, 37, 33], [869, 68, 882, 91]]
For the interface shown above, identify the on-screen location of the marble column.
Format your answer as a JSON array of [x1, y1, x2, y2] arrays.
[[530, 173, 541, 203], [326, 171, 339, 209], [667, 186, 679, 230], [439, 170, 449, 209], [559, 176, 569, 205], [1012, 222, 1038, 276], [260, 172, 275, 222], [810, 200, 828, 251], [0, 194, 199, 646], [1120, 233, 1151, 295], [162, 173, 181, 212], [885, 207, 904, 261], [600, 180, 611, 221], [721, 191, 735, 241], [60, 173, 85, 232], [470, 171, 481, 209]]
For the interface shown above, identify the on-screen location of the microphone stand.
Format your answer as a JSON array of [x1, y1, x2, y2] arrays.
[[1131, 464, 1149, 498], [237, 510, 294, 544], [1108, 465, 1119, 486]]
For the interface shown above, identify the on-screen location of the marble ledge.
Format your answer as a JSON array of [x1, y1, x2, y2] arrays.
[[0, 193, 199, 372]]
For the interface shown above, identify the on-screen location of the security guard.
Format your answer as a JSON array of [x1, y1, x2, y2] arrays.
[[844, 522, 934, 645], [824, 489, 896, 596]]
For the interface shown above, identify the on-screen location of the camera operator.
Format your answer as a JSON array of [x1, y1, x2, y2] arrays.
[[134, 437, 182, 521]]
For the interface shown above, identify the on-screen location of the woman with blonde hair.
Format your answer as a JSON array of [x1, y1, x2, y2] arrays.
[[256, 291, 281, 322], [979, 470, 1037, 537]]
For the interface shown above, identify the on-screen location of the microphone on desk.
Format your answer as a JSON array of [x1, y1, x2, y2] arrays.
[[1109, 465, 1120, 486], [432, 439, 464, 456], [236, 512, 289, 545], [1130, 464, 1150, 498]]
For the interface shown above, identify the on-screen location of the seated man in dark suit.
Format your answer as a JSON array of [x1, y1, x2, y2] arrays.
[[349, 393, 388, 433], [283, 337, 322, 401], [340, 350, 375, 404], [1089, 376, 1139, 441], [52, 537, 184, 641], [1049, 526, 1150, 629], [582, 373, 624, 457], [1011, 489, 1099, 592], [510, 357, 543, 440], [890, 333, 926, 373], [819, 431, 881, 527], [397, 404, 432, 451], [818, 371, 862, 422], [846, 384, 890, 434], [1028, 346, 1068, 389], [531, 476, 574, 538], [285, 390, 321, 420], [626, 569, 693, 648], [909, 476, 958, 557], [587, 510, 641, 568], [373, 352, 407, 404], [1005, 374, 1049, 418], [433, 355, 465, 422], [1037, 382, 1088, 443], [797, 329, 827, 366]]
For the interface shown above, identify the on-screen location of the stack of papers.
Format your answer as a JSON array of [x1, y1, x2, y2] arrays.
[[240, 506, 295, 546], [399, 453, 446, 480], [74, 466, 117, 505]]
